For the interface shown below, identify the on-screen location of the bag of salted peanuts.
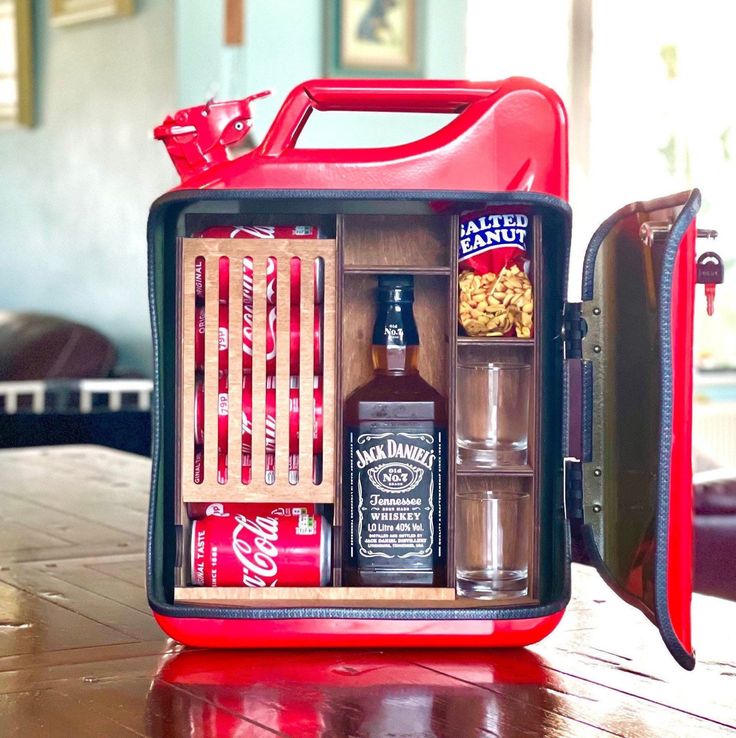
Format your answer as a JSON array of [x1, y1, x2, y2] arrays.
[[458, 208, 533, 338]]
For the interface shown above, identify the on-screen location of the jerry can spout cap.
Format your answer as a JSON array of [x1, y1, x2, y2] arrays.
[[153, 90, 271, 182]]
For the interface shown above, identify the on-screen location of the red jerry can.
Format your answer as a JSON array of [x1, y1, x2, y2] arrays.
[[147, 78, 718, 669]]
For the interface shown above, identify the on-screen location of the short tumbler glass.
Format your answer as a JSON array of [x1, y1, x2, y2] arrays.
[[456, 489, 530, 598], [456, 361, 530, 467]]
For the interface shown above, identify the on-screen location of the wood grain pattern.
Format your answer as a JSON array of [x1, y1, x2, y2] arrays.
[[178, 238, 336, 502], [342, 214, 453, 268], [0, 446, 735, 736], [340, 273, 451, 401], [175, 585, 457, 606]]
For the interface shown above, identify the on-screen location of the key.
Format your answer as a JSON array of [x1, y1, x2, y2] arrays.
[[696, 252, 724, 316]]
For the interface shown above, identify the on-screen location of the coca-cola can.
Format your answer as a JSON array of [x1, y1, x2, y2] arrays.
[[193, 444, 204, 484], [194, 255, 205, 302], [312, 452, 322, 486], [197, 225, 319, 240], [218, 256, 229, 303], [314, 305, 323, 375], [287, 306, 322, 375], [188, 501, 317, 520], [194, 303, 205, 371], [266, 256, 277, 306], [290, 257, 301, 309], [242, 304, 253, 373], [289, 258, 324, 307], [218, 301, 229, 369], [265, 375, 276, 484], [266, 302, 277, 375], [217, 449, 228, 485], [289, 307, 300, 375], [242, 255, 277, 307], [241, 375, 252, 484], [194, 375, 205, 446], [289, 376, 299, 455], [190, 508, 331, 587], [217, 372, 228, 484], [243, 256, 254, 307], [314, 258, 324, 305], [313, 375, 323, 455]]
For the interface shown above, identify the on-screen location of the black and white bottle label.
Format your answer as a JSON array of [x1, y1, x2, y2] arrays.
[[348, 429, 440, 560]]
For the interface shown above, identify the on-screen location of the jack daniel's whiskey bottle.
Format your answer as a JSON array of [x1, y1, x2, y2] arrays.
[[342, 275, 448, 586]]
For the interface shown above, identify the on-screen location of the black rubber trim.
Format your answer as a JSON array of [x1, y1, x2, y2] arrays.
[[146, 188, 572, 623], [579, 189, 700, 670]]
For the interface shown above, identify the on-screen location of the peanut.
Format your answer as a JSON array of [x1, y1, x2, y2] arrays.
[[458, 265, 534, 338]]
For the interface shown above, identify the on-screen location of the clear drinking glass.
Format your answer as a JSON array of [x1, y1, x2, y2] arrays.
[[456, 361, 530, 467], [455, 488, 530, 598]]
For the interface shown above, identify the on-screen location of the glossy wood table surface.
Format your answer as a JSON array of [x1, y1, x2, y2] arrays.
[[0, 445, 734, 737]]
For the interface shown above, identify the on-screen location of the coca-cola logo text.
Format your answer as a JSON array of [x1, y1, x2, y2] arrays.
[[231, 514, 279, 587]]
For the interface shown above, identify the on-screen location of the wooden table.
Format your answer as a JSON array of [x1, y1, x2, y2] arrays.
[[0, 445, 734, 737]]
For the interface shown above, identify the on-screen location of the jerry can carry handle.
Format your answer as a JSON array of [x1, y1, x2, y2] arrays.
[[259, 78, 503, 156]]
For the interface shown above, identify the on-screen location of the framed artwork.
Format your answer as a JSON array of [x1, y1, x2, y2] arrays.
[[50, 0, 134, 26], [325, 0, 423, 77], [0, 0, 33, 127]]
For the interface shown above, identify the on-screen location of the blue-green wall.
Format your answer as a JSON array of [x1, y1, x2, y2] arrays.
[[177, 0, 468, 147], [1, 0, 176, 375], [2, 0, 466, 376]]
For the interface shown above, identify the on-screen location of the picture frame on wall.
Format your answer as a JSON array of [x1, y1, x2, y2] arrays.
[[0, 0, 33, 128], [50, 0, 134, 26], [325, 0, 423, 78]]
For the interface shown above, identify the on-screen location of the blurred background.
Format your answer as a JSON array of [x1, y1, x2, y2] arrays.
[[0, 0, 733, 591]]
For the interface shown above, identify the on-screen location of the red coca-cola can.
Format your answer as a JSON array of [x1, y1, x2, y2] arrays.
[[188, 501, 318, 520], [218, 256, 229, 303], [190, 508, 331, 587], [194, 255, 205, 302], [314, 257, 324, 305], [288, 307, 300, 375], [193, 444, 204, 484], [242, 255, 277, 306], [242, 306, 253, 373], [313, 376, 323, 455], [194, 303, 205, 371], [217, 372, 228, 484], [289, 258, 324, 306], [266, 302, 277, 375], [287, 306, 322, 375], [265, 375, 276, 484], [314, 306, 323, 375], [194, 375, 205, 445], [290, 257, 301, 308], [243, 256, 254, 307], [197, 225, 319, 240], [266, 256, 277, 306], [289, 452, 299, 485], [312, 453, 322, 485], [218, 302, 229, 365], [241, 375, 252, 484], [289, 376, 299, 454]]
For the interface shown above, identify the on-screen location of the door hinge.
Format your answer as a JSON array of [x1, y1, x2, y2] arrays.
[[565, 460, 584, 520], [563, 303, 586, 359]]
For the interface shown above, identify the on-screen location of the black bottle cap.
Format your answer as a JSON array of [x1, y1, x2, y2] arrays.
[[376, 274, 414, 303]]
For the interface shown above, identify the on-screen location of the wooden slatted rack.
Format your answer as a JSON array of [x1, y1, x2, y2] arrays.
[[179, 238, 336, 503]]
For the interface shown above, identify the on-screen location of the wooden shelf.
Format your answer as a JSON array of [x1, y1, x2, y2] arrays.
[[174, 586, 535, 609], [182, 487, 336, 504], [343, 266, 451, 275], [456, 464, 534, 477], [457, 336, 534, 347]]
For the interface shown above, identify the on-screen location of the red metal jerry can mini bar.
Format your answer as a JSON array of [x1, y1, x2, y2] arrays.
[[147, 78, 721, 668]]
